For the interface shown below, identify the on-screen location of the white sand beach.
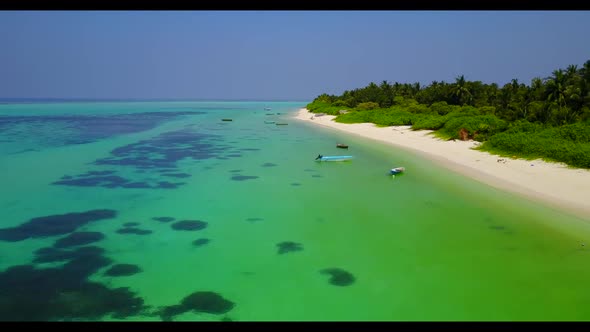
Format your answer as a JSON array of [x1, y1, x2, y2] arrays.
[[295, 108, 590, 220]]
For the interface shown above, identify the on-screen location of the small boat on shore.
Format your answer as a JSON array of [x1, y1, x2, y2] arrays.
[[390, 167, 405, 175], [336, 143, 348, 149], [315, 155, 353, 162]]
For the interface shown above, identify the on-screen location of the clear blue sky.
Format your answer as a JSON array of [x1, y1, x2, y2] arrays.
[[1, 11, 590, 101]]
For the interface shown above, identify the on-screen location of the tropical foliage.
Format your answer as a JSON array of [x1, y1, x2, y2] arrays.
[[306, 60, 590, 168]]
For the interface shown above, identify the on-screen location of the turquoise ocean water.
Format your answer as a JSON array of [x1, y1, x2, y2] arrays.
[[1, 101, 590, 321]]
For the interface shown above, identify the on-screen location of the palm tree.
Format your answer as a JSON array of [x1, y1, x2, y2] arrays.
[[452, 75, 472, 105], [510, 78, 521, 92], [581, 60, 590, 84], [565, 64, 579, 82], [518, 86, 536, 120], [544, 69, 582, 123], [531, 77, 543, 91], [379, 80, 393, 107], [545, 69, 567, 110]]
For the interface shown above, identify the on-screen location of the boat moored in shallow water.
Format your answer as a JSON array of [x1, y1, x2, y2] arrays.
[[315, 154, 353, 162], [390, 167, 405, 175]]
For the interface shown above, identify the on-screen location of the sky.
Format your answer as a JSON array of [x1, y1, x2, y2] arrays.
[[1, 11, 590, 101]]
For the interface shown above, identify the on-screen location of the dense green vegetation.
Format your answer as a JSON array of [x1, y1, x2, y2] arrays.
[[306, 60, 590, 168]]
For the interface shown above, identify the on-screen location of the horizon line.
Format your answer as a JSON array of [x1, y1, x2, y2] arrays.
[[0, 97, 311, 104]]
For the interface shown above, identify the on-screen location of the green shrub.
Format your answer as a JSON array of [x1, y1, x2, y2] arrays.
[[411, 114, 448, 130], [407, 104, 432, 114], [479, 106, 496, 115], [439, 115, 507, 141], [430, 101, 460, 115], [305, 101, 342, 115], [356, 102, 380, 111]]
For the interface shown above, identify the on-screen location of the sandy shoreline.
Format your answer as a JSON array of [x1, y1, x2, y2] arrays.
[[294, 108, 590, 220]]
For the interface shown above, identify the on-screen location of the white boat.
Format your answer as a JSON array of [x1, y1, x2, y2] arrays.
[[390, 167, 405, 175], [315, 154, 353, 162]]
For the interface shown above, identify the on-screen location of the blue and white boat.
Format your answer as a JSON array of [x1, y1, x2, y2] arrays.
[[315, 154, 353, 162], [390, 167, 405, 175]]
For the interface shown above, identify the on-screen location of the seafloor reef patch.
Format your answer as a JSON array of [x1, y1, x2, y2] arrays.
[[277, 241, 303, 254], [53, 127, 243, 190], [157, 291, 235, 321], [231, 175, 259, 181], [0, 243, 146, 321], [171, 220, 208, 231], [53, 232, 105, 248], [161, 173, 191, 178], [116, 227, 153, 235], [0, 111, 203, 148], [33, 246, 105, 264], [319, 268, 355, 286], [0, 209, 117, 242], [104, 264, 142, 277], [192, 238, 211, 247]]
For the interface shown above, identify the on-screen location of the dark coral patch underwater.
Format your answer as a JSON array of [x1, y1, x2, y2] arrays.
[[94, 129, 230, 170], [0, 111, 204, 149], [104, 264, 142, 277], [320, 268, 356, 286], [157, 291, 235, 321], [231, 175, 259, 181], [53, 232, 105, 248], [33, 246, 106, 264], [192, 238, 211, 247], [116, 228, 153, 235], [0, 209, 116, 242], [161, 173, 191, 178], [0, 243, 146, 321], [152, 216, 175, 223], [171, 220, 208, 231], [53, 127, 238, 190], [277, 241, 303, 255]]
